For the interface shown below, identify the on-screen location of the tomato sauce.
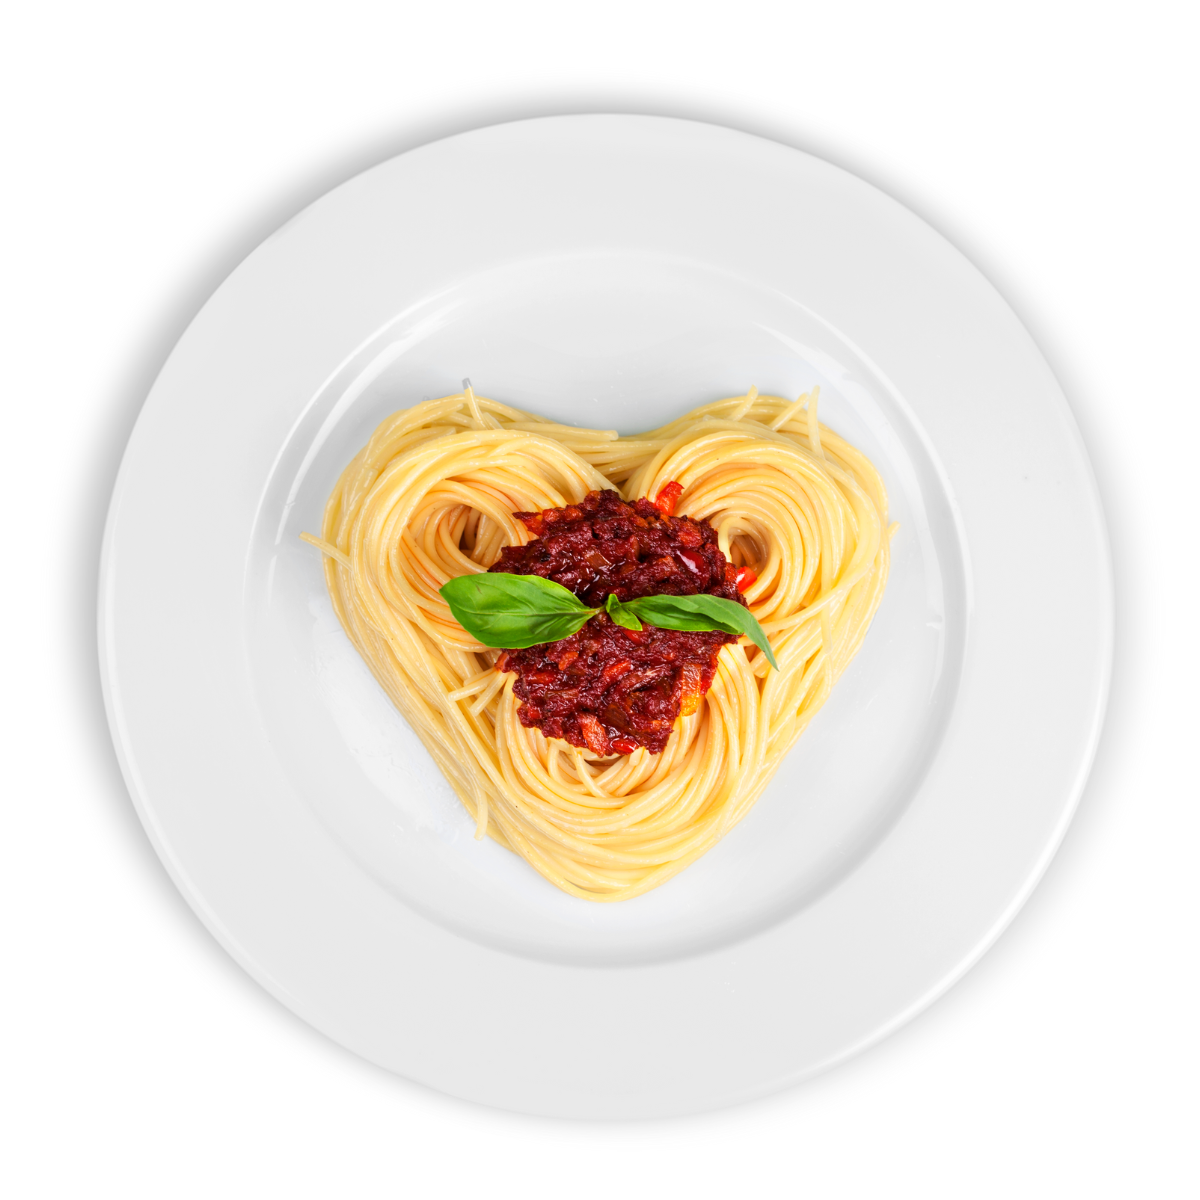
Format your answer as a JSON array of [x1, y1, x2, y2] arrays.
[[488, 488, 747, 756]]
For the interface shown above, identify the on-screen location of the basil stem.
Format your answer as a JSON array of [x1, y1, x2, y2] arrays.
[[605, 592, 643, 631]]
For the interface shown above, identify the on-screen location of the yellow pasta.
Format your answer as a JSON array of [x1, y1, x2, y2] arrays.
[[307, 386, 891, 901]]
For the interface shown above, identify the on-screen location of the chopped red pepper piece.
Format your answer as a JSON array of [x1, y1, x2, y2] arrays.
[[598, 659, 634, 686], [734, 565, 758, 592], [610, 736, 640, 756], [678, 662, 704, 717], [654, 481, 684, 516], [577, 713, 610, 756]]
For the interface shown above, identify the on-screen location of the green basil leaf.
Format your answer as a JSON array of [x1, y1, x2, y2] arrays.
[[605, 592, 643, 631], [614, 593, 779, 670], [440, 573, 598, 649]]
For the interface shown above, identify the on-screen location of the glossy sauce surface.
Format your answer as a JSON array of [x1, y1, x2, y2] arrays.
[[489, 489, 746, 755]]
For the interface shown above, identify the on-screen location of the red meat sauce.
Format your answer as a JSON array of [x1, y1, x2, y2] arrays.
[[488, 486, 754, 757]]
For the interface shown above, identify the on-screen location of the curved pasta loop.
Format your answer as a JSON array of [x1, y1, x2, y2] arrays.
[[313, 388, 891, 901]]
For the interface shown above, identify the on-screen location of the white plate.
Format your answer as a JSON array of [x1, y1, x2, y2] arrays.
[[99, 115, 1112, 1117]]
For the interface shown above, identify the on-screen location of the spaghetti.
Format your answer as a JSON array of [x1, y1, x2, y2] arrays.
[[304, 385, 892, 901]]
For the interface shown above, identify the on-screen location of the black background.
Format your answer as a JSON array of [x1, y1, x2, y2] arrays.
[[79, 88, 1118, 1137]]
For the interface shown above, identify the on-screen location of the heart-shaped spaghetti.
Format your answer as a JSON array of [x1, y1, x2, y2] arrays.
[[303, 386, 892, 901]]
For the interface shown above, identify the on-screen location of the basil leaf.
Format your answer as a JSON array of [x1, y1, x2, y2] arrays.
[[440, 573, 598, 649], [605, 592, 643, 631], [614, 593, 779, 670]]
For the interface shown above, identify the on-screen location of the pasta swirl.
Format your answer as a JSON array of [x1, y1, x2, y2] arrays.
[[306, 387, 891, 900]]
